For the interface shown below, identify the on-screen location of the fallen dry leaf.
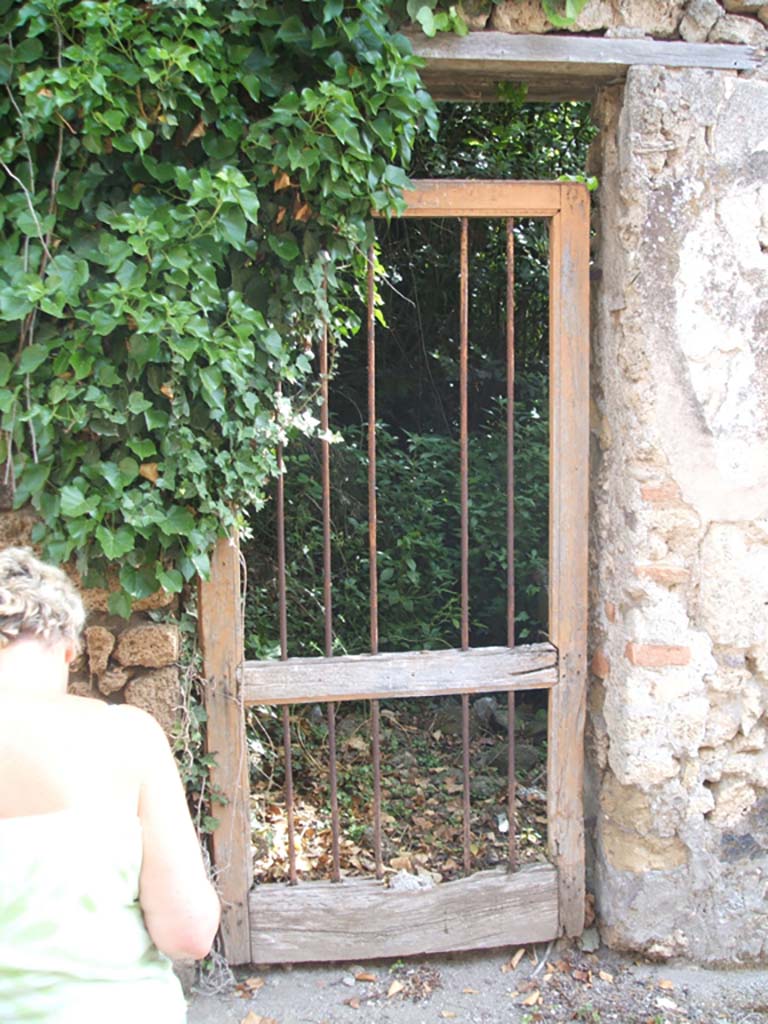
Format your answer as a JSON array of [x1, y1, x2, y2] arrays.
[[240, 1014, 277, 1024], [658, 979, 675, 990], [440, 1012, 457, 1019], [502, 946, 527, 973], [344, 996, 360, 1009], [355, 972, 377, 983], [463, 986, 479, 994], [522, 990, 541, 1006], [160, 383, 174, 401], [389, 854, 413, 872], [387, 979, 405, 998], [273, 171, 291, 192], [243, 977, 265, 991], [139, 462, 159, 483], [598, 970, 614, 983]]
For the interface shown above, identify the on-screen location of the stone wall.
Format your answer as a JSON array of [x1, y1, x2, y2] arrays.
[[0, 508, 182, 735], [587, 66, 768, 961], [461, 0, 768, 44]]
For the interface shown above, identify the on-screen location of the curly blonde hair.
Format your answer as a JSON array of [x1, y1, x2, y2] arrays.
[[0, 547, 85, 652]]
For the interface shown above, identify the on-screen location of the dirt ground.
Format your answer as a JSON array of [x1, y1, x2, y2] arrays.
[[186, 939, 768, 1024]]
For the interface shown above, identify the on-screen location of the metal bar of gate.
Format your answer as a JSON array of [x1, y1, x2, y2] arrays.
[[459, 218, 472, 874], [320, 280, 342, 883], [367, 247, 384, 880], [506, 217, 518, 872], [276, 385, 298, 884]]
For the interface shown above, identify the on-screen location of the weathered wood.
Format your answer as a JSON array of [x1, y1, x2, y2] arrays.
[[243, 642, 557, 706], [399, 179, 562, 218], [547, 185, 590, 938], [199, 535, 253, 965], [409, 32, 759, 102], [249, 864, 558, 963]]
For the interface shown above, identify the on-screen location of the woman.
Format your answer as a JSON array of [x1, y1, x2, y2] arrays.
[[0, 547, 220, 1022]]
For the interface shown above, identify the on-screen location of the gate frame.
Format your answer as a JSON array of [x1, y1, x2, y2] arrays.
[[199, 179, 589, 964]]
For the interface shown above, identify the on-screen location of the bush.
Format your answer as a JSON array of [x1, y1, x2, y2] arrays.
[[244, 371, 548, 658]]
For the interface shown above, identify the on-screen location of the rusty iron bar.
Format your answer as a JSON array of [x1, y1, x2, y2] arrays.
[[275, 388, 297, 883], [507, 692, 517, 871], [281, 706, 298, 885], [506, 218, 516, 647], [459, 217, 472, 873], [327, 701, 341, 882], [462, 693, 472, 873], [320, 272, 333, 658], [371, 700, 383, 879], [506, 217, 518, 872], [367, 246, 379, 654], [459, 218, 470, 653], [320, 280, 341, 882], [367, 245, 383, 878]]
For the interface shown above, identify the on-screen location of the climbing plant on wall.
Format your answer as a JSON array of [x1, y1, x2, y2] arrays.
[[0, 0, 586, 613], [0, 0, 436, 612]]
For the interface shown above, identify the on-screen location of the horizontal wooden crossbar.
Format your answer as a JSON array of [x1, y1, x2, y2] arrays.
[[399, 179, 564, 218], [409, 32, 760, 102], [242, 642, 557, 705], [249, 864, 558, 963]]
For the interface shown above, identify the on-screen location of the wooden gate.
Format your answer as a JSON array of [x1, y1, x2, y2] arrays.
[[199, 180, 589, 966]]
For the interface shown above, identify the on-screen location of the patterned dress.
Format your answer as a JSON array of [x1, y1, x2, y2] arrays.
[[0, 808, 187, 1022]]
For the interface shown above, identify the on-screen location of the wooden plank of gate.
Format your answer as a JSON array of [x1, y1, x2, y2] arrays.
[[249, 864, 558, 963], [547, 184, 590, 938], [400, 179, 561, 218], [242, 641, 557, 705], [199, 535, 253, 965]]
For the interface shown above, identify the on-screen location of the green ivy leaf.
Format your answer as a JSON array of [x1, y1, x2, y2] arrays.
[[108, 589, 134, 619], [96, 524, 136, 560]]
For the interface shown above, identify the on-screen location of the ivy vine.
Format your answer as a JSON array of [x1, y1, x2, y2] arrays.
[[0, 0, 436, 613], [1, 0, 585, 613]]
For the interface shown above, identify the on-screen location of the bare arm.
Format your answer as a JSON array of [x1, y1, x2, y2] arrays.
[[128, 707, 221, 960]]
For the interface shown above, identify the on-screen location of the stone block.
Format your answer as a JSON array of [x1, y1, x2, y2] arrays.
[[599, 775, 688, 872], [624, 642, 691, 667], [113, 623, 179, 668], [124, 667, 181, 735], [84, 625, 115, 677], [97, 665, 130, 696], [0, 508, 37, 548], [68, 566, 176, 613], [591, 647, 611, 679], [723, 0, 763, 11], [490, 0, 614, 32], [67, 673, 95, 698], [457, 0, 492, 29], [604, 601, 617, 622], [709, 777, 758, 827], [679, 0, 724, 41], [708, 11, 768, 40], [699, 524, 768, 648]]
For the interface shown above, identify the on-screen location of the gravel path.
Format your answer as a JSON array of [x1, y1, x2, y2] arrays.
[[186, 942, 768, 1024]]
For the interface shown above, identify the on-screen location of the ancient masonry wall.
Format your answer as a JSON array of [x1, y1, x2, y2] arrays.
[[462, 0, 768, 44], [461, 0, 768, 967], [586, 66, 768, 961], [0, 508, 182, 736]]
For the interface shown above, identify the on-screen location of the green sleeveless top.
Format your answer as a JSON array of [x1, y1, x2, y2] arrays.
[[0, 808, 187, 1023]]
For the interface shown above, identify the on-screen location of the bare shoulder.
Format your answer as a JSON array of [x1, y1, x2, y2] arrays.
[[107, 703, 173, 756]]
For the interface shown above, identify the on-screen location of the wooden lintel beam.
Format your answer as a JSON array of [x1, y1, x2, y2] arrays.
[[243, 641, 558, 705], [408, 31, 760, 102]]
